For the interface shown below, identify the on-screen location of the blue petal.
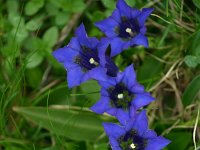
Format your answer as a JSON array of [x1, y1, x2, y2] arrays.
[[67, 67, 84, 88], [98, 77, 116, 89], [68, 37, 81, 51], [116, 0, 132, 18], [106, 108, 117, 116], [130, 82, 145, 94], [110, 37, 126, 56], [109, 137, 120, 147], [137, 8, 154, 27], [95, 18, 118, 37], [132, 110, 148, 136], [146, 136, 171, 150], [103, 123, 125, 138], [140, 26, 147, 34], [75, 23, 87, 40], [100, 88, 109, 97], [98, 38, 110, 66], [52, 47, 79, 70], [111, 146, 121, 150], [111, 9, 121, 23], [116, 109, 129, 126], [88, 37, 99, 50], [131, 8, 141, 18], [75, 23, 91, 46], [82, 67, 107, 82], [132, 92, 155, 110], [129, 106, 136, 118], [90, 96, 110, 114], [120, 64, 137, 89], [130, 33, 148, 48], [143, 130, 157, 139]]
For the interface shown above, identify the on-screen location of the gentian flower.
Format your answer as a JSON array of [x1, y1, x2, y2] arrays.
[[98, 38, 119, 77], [90, 65, 154, 119], [95, 0, 154, 56], [103, 110, 170, 150], [53, 23, 118, 88]]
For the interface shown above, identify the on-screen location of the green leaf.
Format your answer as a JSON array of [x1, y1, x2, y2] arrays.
[[193, 0, 200, 9], [11, 26, 28, 44], [13, 106, 113, 141], [25, 16, 44, 31], [80, 80, 101, 102], [25, 67, 43, 88], [101, 0, 115, 9], [55, 12, 69, 26], [182, 74, 200, 106], [25, 0, 44, 16], [43, 26, 58, 48], [137, 55, 163, 89], [26, 51, 44, 68], [6, 0, 19, 13], [184, 55, 199, 68]]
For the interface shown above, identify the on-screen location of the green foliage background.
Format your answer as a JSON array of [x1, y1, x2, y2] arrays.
[[0, 0, 200, 149]]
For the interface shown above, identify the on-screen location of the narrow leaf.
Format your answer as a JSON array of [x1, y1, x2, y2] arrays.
[[13, 106, 114, 141], [182, 75, 200, 106]]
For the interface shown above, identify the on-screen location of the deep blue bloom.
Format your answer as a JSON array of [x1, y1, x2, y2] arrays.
[[95, 0, 154, 56], [90, 65, 154, 119], [53, 23, 111, 88], [103, 111, 170, 150], [98, 38, 119, 77]]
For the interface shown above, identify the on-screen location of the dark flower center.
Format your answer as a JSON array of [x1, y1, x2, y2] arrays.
[[115, 16, 140, 40], [74, 46, 99, 72], [118, 130, 147, 150], [108, 82, 134, 110]]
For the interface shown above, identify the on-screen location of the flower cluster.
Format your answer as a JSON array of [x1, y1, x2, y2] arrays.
[[53, 0, 170, 149]]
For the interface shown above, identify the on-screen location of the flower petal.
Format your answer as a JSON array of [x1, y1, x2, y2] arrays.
[[111, 9, 121, 23], [52, 47, 78, 63], [88, 37, 99, 50], [116, 0, 132, 18], [109, 137, 120, 147], [143, 130, 157, 139], [130, 33, 148, 48], [116, 109, 129, 126], [83, 67, 107, 82], [68, 37, 81, 51], [110, 37, 126, 56], [146, 136, 171, 150], [95, 18, 118, 37], [67, 67, 84, 88], [103, 122, 126, 138], [120, 64, 136, 89], [130, 82, 145, 94], [53, 47, 80, 70], [90, 96, 110, 114], [137, 8, 154, 27], [98, 38, 111, 66], [98, 77, 116, 89], [132, 92, 155, 110], [75, 23, 87, 40], [132, 110, 148, 136], [106, 108, 117, 116]]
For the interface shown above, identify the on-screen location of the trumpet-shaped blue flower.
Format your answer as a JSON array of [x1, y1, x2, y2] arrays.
[[103, 111, 170, 150], [90, 65, 154, 119], [95, 0, 154, 56], [53, 23, 118, 88]]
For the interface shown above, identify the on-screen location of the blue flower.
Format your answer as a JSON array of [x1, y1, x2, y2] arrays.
[[95, 0, 154, 56], [53, 23, 108, 88], [103, 111, 170, 150], [90, 65, 154, 119], [98, 38, 119, 77]]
